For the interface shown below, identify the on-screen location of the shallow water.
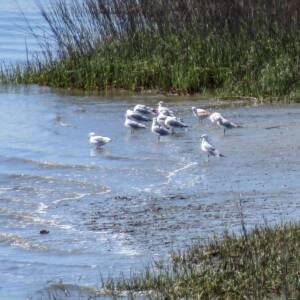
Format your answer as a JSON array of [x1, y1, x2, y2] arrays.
[[0, 0, 46, 63], [0, 84, 300, 299], [1, 1, 300, 300]]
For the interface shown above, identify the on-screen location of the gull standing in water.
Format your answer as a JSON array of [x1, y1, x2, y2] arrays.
[[157, 113, 168, 126], [151, 118, 171, 142], [126, 109, 151, 122], [192, 107, 211, 123], [125, 117, 146, 134], [165, 116, 188, 134], [88, 132, 112, 148], [209, 112, 223, 125], [200, 134, 224, 160], [133, 104, 155, 115], [157, 101, 174, 116], [156, 109, 173, 126], [215, 115, 242, 135]]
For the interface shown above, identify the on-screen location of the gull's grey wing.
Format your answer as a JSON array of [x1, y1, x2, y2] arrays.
[[127, 119, 146, 128], [131, 112, 150, 122], [202, 140, 215, 151], [219, 118, 239, 129], [166, 119, 188, 128], [154, 126, 170, 136], [203, 140, 218, 156]]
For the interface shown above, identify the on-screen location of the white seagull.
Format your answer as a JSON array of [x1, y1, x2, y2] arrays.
[[216, 116, 243, 135], [165, 116, 188, 134], [88, 132, 111, 148], [157, 101, 174, 116], [200, 134, 224, 159], [192, 107, 211, 123], [209, 112, 223, 124], [151, 118, 171, 141], [133, 104, 155, 115], [125, 117, 146, 134], [126, 109, 151, 122], [157, 113, 168, 126]]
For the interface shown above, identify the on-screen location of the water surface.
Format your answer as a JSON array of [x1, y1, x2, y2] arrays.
[[0, 0, 47, 63], [1, 84, 300, 299]]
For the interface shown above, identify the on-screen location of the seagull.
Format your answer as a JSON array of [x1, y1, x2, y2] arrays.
[[158, 101, 174, 116], [133, 104, 155, 115], [216, 116, 243, 135], [126, 109, 151, 122], [165, 116, 188, 134], [200, 134, 224, 159], [151, 118, 171, 141], [156, 109, 173, 126], [157, 113, 168, 126], [192, 107, 211, 123], [125, 117, 146, 134], [209, 112, 223, 124], [88, 132, 111, 148]]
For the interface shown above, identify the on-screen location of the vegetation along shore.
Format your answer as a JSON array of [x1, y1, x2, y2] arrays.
[[100, 222, 300, 299], [1, 0, 300, 99]]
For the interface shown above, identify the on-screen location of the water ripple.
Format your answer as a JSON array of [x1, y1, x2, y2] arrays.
[[0, 232, 49, 251]]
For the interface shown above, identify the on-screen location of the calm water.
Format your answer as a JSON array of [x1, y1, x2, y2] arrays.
[[0, 0, 46, 63], [1, 2, 300, 300]]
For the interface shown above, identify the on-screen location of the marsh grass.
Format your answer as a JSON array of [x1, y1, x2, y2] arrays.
[[1, 0, 300, 98], [102, 223, 300, 299]]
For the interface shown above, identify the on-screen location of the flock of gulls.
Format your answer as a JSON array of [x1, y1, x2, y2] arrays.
[[89, 101, 242, 159]]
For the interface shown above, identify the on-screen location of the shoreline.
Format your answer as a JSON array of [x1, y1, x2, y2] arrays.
[[2, 82, 300, 105], [39, 222, 300, 299], [99, 222, 300, 299]]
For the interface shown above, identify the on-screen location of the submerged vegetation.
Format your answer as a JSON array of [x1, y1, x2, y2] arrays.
[[102, 223, 300, 299], [1, 0, 300, 98]]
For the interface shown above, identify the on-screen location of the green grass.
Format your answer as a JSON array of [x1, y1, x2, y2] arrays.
[[1, 0, 300, 100], [101, 223, 300, 299]]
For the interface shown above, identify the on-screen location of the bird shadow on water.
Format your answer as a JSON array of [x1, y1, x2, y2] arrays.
[[171, 132, 186, 138], [90, 147, 110, 157], [124, 131, 147, 143]]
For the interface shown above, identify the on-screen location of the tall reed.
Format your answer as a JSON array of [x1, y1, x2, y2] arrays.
[[1, 0, 300, 98]]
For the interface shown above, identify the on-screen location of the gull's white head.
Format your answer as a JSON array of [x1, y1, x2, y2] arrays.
[[89, 132, 96, 138], [158, 101, 164, 106], [200, 134, 208, 140]]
